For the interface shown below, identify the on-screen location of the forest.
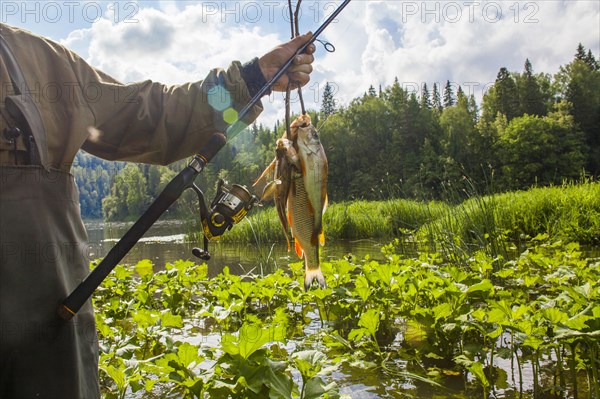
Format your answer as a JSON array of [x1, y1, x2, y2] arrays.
[[72, 44, 600, 221]]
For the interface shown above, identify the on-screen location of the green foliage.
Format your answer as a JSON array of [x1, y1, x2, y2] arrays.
[[417, 180, 600, 260], [72, 151, 124, 218], [320, 82, 336, 118], [75, 44, 599, 223], [94, 238, 600, 398], [222, 182, 600, 256], [496, 109, 586, 189]]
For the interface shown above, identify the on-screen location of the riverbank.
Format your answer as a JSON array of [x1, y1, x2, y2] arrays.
[[220, 181, 600, 250]]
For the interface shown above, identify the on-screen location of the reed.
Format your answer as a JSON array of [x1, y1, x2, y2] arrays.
[[222, 198, 450, 243], [417, 180, 600, 255], [219, 181, 599, 253]]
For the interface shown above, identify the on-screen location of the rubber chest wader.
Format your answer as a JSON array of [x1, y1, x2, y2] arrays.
[[0, 34, 100, 398]]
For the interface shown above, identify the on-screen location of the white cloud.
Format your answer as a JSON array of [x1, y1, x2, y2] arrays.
[[312, 0, 600, 103], [58, 0, 599, 128]]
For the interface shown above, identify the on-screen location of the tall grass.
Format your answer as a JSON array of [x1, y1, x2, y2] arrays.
[[217, 181, 600, 253], [416, 180, 600, 258], [221, 199, 450, 243]]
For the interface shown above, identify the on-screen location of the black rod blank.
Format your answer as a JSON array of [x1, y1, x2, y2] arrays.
[[58, 134, 227, 320]]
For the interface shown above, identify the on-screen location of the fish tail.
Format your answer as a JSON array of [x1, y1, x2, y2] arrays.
[[304, 268, 326, 291]]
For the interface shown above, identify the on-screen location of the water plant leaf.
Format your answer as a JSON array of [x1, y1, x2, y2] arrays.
[[466, 279, 494, 295], [223, 322, 287, 360], [303, 377, 339, 399], [114, 265, 133, 281], [542, 308, 568, 325], [135, 259, 153, 278], [161, 311, 184, 328], [266, 365, 293, 399], [358, 308, 381, 336], [432, 303, 453, 322], [494, 268, 515, 279], [564, 314, 592, 331], [102, 364, 127, 391], [177, 342, 202, 368], [467, 361, 490, 388], [523, 335, 544, 350], [293, 350, 328, 379], [404, 320, 427, 346], [132, 309, 159, 329]]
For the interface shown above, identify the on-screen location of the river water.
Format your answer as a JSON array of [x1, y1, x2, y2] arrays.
[[84, 219, 597, 399], [84, 219, 388, 276]]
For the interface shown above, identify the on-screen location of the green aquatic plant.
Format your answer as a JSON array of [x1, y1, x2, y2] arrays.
[[94, 237, 600, 398]]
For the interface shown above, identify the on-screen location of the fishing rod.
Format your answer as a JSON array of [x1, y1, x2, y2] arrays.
[[226, 0, 351, 139], [58, 0, 351, 321]]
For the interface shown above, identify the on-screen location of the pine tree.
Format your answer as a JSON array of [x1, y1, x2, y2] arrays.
[[443, 80, 455, 108], [519, 59, 546, 116], [575, 43, 587, 61], [432, 83, 442, 111], [368, 85, 377, 97], [495, 67, 520, 121], [585, 49, 600, 71], [321, 82, 336, 118], [420, 83, 432, 109], [457, 86, 466, 104]]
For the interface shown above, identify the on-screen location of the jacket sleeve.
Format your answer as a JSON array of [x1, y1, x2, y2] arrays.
[[74, 55, 263, 165]]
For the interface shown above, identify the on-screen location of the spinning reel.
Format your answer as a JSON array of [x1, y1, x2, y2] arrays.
[[190, 179, 258, 261]]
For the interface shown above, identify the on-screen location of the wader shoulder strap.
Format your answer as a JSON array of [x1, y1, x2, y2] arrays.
[[0, 32, 47, 167]]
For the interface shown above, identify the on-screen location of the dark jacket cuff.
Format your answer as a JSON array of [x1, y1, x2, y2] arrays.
[[240, 57, 270, 98]]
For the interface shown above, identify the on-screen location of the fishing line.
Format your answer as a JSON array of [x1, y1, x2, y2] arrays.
[[225, 0, 352, 140]]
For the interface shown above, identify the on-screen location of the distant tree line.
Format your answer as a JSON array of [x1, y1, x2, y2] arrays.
[[75, 44, 599, 219]]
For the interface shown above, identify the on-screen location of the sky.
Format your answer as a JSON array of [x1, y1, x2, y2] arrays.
[[2, 0, 599, 129]]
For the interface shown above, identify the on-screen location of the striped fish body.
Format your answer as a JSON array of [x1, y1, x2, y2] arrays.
[[288, 170, 325, 289], [289, 114, 328, 289], [274, 139, 297, 250], [292, 115, 328, 246], [254, 138, 299, 250]]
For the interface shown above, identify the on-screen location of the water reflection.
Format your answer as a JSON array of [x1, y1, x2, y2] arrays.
[[84, 219, 388, 276]]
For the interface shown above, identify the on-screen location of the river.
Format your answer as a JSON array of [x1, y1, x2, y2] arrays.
[[84, 219, 388, 276]]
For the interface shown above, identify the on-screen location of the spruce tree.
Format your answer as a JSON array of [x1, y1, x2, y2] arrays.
[[420, 83, 432, 109], [520, 59, 546, 116], [585, 49, 600, 71], [443, 80, 455, 108], [495, 67, 520, 121], [321, 82, 336, 118], [368, 85, 377, 97], [575, 43, 587, 61], [556, 45, 600, 174], [432, 83, 442, 111]]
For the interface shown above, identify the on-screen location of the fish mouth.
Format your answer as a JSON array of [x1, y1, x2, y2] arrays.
[[291, 114, 312, 129]]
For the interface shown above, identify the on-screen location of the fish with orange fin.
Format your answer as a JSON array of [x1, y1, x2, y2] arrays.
[[254, 137, 299, 250], [288, 114, 328, 290]]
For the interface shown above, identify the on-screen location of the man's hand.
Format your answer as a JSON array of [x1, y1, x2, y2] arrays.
[[258, 32, 316, 92]]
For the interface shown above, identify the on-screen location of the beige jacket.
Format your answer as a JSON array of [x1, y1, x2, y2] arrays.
[[0, 23, 263, 170]]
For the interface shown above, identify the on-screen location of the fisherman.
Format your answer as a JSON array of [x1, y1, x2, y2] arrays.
[[0, 22, 315, 399]]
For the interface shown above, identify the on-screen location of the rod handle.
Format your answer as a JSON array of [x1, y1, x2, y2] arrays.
[[196, 133, 227, 163]]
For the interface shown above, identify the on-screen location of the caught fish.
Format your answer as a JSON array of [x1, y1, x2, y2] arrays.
[[254, 137, 299, 250], [288, 114, 328, 290]]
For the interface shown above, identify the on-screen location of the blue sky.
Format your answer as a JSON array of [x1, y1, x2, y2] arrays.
[[2, 1, 599, 127]]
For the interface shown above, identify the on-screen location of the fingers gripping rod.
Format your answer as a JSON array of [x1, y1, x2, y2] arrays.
[[57, 0, 351, 321], [226, 0, 352, 139]]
